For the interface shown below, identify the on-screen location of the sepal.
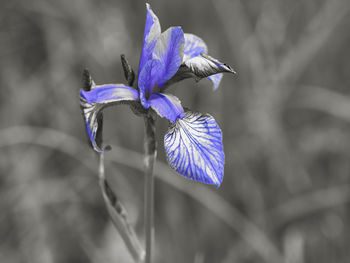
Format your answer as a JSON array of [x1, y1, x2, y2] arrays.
[[80, 84, 139, 152], [164, 111, 224, 186]]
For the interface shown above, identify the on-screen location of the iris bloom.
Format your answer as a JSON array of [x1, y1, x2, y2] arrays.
[[80, 3, 235, 187]]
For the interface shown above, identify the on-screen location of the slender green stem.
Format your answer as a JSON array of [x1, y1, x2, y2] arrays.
[[143, 113, 157, 263], [98, 153, 145, 262]]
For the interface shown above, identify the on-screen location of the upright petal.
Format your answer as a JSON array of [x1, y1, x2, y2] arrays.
[[183, 33, 208, 61], [80, 84, 139, 152], [138, 59, 162, 108], [152, 26, 185, 88], [148, 93, 184, 123], [138, 3, 161, 75], [164, 111, 224, 186]]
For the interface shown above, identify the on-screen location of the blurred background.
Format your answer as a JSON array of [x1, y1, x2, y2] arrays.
[[1, 0, 350, 262]]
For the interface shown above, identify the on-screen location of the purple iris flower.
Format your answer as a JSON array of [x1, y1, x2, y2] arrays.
[[80, 3, 235, 186]]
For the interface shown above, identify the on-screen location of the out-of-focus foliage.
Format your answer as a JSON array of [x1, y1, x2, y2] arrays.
[[1, 0, 350, 262]]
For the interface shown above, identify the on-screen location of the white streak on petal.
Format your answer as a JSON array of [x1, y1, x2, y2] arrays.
[[138, 3, 161, 75], [145, 4, 161, 46]]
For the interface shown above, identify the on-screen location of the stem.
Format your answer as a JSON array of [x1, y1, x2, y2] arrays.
[[143, 113, 157, 263], [98, 153, 145, 262]]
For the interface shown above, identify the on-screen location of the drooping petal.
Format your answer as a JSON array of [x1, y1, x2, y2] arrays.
[[163, 53, 235, 90], [152, 26, 185, 88], [80, 84, 139, 152], [81, 84, 139, 104], [207, 73, 223, 90], [164, 111, 224, 186], [183, 53, 235, 80], [138, 59, 162, 108], [182, 35, 229, 90], [183, 33, 208, 61], [138, 3, 161, 75], [148, 93, 184, 123]]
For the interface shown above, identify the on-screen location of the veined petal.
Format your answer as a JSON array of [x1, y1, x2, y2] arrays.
[[184, 53, 235, 80], [183, 33, 208, 61], [138, 59, 162, 108], [164, 53, 235, 90], [207, 73, 223, 90], [138, 3, 161, 75], [80, 84, 139, 152], [148, 93, 184, 123], [164, 111, 224, 186], [152, 26, 184, 88]]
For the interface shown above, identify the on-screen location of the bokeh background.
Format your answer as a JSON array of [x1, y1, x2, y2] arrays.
[[1, 0, 350, 262]]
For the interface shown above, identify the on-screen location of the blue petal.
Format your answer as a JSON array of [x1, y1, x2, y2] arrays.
[[164, 111, 224, 186], [183, 33, 208, 61], [138, 59, 162, 108], [138, 3, 161, 75], [152, 26, 184, 88], [207, 73, 223, 90], [80, 84, 139, 152], [81, 84, 139, 104], [148, 93, 184, 123]]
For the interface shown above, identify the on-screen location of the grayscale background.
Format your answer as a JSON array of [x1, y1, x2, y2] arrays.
[[1, 0, 350, 262]]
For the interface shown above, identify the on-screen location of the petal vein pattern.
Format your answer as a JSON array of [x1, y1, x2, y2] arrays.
[[164, 111, 224, 186], [164, 53, 234, 90]]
